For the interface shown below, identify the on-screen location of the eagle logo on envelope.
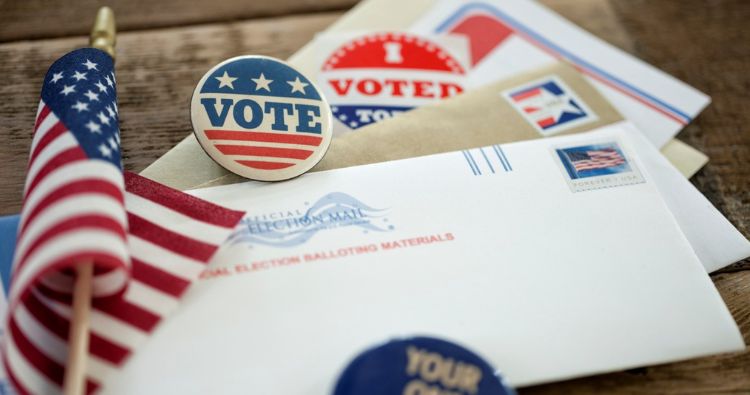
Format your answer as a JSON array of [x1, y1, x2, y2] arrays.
[[503, 76, 598, 136], [191, 56, 332, 181], [320, 32, 466, 130], [228, 192, 394, 248]]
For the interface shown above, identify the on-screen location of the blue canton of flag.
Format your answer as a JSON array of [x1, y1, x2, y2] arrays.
[[40, 48, 121, 167]]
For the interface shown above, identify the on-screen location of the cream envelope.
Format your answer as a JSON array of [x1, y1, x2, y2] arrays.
[[107, 126, 744, 393], [140, 0, 709, 190]]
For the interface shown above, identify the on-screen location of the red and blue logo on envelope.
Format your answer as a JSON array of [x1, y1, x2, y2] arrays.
[[502, 76, 598, 136]]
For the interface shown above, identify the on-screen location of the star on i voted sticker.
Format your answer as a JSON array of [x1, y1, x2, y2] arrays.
[[191, 55, 333, 181]]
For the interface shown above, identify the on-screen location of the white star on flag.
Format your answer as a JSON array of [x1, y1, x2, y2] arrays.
[[83, 59, 99, 70], [72, 70, 87, 81], [105, 75, 114, 87], [95, 80, 108, 93], [252, 73, 273, 91], [60, 85, 76, 96], [85, 120, 102, 133], [97, 111, 110, 125], [84, 90, 100, 101], [215, 71, 237, 89], [98, 143, 112, 157], [106, 105, 116, 118], [50, 72, 63, 83], [72, 101, 89, 112], [287, 77, 309, 94]]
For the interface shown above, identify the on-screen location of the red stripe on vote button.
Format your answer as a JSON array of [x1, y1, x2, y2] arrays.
[[236, 160, 295, 170], [205, 129, 323, 147], [214, 144, 314, 160]]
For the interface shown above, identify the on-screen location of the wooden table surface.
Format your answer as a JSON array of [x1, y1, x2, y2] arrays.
[[0, 0, 748, 393]]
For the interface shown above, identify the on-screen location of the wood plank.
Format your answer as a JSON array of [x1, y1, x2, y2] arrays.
[[608, 0, 750, 273], [0, 0, 358, 42]]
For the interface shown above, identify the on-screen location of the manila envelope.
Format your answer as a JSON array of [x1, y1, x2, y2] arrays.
[[140, 63, 706, 191]]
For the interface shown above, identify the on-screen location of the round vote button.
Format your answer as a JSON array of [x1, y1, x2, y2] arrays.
[[191, 55, 333, 181], [333, 337, 516, 395]]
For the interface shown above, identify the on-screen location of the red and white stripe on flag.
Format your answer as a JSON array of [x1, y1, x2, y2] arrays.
[[3, 101, 244, 394]]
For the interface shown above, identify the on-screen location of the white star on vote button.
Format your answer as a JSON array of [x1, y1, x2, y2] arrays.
[[287, 77, 308, 94], [252, 73, 273, 92], [215, 71, 237, 89]]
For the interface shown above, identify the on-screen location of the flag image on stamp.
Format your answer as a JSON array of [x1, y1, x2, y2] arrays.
[[554, 141, 644, 192]]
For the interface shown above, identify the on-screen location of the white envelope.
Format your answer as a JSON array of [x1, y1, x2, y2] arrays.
[[408, 0, 709, 148], [106, 125, 744, 393]]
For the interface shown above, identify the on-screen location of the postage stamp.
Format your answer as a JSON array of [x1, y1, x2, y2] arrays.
[[553, 141, 644, 192], [502, 75, 598, 136]]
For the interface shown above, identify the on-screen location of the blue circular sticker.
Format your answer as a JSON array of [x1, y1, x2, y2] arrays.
[[333, 337, 516, 395], [191, 55, 333, 181]]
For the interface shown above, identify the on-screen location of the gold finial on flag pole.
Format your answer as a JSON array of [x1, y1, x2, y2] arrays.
[[63, 8, 117, 395], [89, 6, 116, 59]]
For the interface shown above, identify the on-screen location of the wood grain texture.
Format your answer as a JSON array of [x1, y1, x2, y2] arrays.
[[608, 0, 750, 275], [0, 0, 747, 393], [0, 0, 359, 42]]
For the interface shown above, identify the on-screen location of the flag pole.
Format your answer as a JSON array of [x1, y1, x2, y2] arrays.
[[62, 7, 116, 395]]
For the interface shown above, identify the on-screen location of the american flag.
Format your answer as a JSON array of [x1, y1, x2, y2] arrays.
[[567, 149, 626, 171], [2, 48, 244, 394]]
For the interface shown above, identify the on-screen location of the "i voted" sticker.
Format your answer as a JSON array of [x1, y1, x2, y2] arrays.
[[319, 32, 467, 131]]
